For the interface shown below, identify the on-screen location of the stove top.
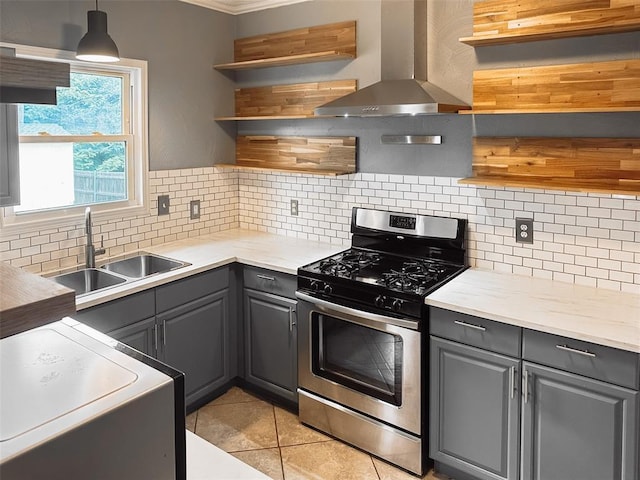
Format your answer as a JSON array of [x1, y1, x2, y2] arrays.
[[297, 208, 468, 321], [308, 248, 461, 296]]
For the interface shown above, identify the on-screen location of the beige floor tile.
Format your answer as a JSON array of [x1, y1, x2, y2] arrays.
[[231, 448, 284, 480], [186, 411, 197, 432], [274, 406, 331, 447], [372, 458, 448, 480], [209, 386, 263, 405], [280, 440, 379, 480], [195, 399, 278, 452]]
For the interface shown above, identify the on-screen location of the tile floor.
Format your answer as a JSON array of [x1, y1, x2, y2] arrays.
[[186, 387, 446, 480]]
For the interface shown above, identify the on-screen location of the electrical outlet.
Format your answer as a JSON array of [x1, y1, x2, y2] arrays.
[[158, 195, 170, 216], [190, 200, 201, 220], [291, 199, 299, 216], [515, 218, 534, 244]]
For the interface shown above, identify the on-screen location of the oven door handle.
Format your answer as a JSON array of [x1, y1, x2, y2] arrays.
[[295, 291, 420, 331]]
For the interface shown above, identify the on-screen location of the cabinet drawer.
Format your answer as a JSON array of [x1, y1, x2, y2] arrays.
[[74, 289, 155, 334], [243, 265, 296, 299], [156, 267, 229, 313], [523, 329, 639, 390], [429, 307, 521, 358]]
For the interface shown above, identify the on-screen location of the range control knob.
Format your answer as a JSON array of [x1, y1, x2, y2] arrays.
[[375, 295, 386, 308], [323, 284, 333, 295], [392, 299, 404, 312], [310, 280, 322, 291]]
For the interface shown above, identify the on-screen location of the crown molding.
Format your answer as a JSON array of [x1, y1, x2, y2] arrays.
[[180, 0, 311, 15]]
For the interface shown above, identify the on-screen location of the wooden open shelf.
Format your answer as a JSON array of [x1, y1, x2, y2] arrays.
[[466, 59, 640, 114], [459, 137, 640, 195], [459, 0, 640, 46], [215, 79, 357, 120], [0, 55, 70, 89], [214, 21, 356, 71], [214, 51, 354, 70], [217, 135, 356, 175]]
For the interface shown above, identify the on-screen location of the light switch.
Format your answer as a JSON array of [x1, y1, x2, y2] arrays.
[[158, 195, 170, 216]]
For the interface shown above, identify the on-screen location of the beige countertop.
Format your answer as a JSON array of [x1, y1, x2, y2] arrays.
[[426, 269, 640, 353], [75, 229, 345, 310]]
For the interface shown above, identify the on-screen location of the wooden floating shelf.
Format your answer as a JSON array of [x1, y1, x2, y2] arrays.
[[214, 20, 356, 71], [459, 0, 640, 46], [224, 135, 357, 175], [214, 51, 354, 70], [0, 55, 70, 90], [215, 164, 353, 176], [215, 79, 357, 120], [470, 59, 640, 113], [460, 136, 640, 195]]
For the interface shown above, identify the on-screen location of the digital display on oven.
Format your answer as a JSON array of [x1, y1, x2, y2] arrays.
[[389, 215, 416, 230]]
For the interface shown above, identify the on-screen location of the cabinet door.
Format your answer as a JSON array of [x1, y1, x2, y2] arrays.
[[158, 290, 230, 406], [0, 103, 20, 207], [522, 362, 639, 480], [244, 288, 297, 403], [109, 316, 156, 357], [430, 336, 520, 480]]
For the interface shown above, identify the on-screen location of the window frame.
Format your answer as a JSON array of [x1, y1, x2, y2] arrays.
[[0, 42, 149, 235]]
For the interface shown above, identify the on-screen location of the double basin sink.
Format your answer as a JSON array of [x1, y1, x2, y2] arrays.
[[51, 253, 189, 296]]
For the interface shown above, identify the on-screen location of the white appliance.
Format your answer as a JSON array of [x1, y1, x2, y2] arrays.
[[0, 318, 186, 480]]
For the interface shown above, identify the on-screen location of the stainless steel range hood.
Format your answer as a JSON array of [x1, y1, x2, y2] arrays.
[[315, 0, 469, 117]]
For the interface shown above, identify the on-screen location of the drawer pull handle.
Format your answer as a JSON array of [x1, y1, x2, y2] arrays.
[[454, 320, 486, 332], [556, 344, 596, 358], [256, 274, 276, 281]]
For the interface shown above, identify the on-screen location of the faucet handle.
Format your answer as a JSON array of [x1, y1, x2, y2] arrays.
[[96, 235, 106, 256]]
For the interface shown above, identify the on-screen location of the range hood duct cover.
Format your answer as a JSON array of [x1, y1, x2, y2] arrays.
[[315, 0, 469, 117]]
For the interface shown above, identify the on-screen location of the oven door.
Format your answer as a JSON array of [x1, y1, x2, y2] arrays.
[[296, 291, 422, 434]]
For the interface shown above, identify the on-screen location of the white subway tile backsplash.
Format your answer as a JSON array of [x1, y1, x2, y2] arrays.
[[3, 167, 638, 293]]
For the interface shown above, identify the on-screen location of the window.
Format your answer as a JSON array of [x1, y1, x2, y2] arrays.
[[0, 43, 148, 233]]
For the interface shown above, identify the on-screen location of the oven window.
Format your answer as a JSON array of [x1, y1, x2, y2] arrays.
[[312, 314, 403, 406]]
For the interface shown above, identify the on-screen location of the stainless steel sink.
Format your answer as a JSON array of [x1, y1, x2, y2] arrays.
[[51, 268, 127, 296], [100, 253, 188, 279]]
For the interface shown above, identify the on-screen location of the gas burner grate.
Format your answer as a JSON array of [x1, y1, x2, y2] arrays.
[[378, 260, 445, 293], [318, 250, 381, 277]]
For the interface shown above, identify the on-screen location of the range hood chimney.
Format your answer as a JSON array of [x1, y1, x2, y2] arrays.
[[315, 0, 469, 117]]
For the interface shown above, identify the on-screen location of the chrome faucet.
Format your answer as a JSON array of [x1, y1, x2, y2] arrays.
[[85, 207, 105, 268]]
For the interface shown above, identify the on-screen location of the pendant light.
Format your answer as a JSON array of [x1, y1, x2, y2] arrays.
[[76, 0, 120, 62]]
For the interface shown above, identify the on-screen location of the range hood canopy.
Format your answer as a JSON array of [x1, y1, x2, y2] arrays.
[[315, 0, 469, 117]]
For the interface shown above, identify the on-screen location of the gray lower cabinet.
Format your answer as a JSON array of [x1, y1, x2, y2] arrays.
[[109, 316, 156, 356], [430, 308, 521, 480], [521, 329, 639, 480], [73, 266, 233, 409], [243, 266, 298, 404], [430, 337, 520, 480], [521, 361, 638, 480], [157, 289, 230, 406], [430, 307, 640, 480]]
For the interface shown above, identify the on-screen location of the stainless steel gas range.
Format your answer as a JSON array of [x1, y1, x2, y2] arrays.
[[296, 207, 467, 475]]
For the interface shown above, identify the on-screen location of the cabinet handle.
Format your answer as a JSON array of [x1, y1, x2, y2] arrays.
[[256, 274, 276, 281], [162, 321, 167, 346], [523, 369, 529, 404], [556, 344, 596, 358], [509, 366, 516, 400], [289, 307, 296, 333], [154, 324, 158, 353], [454, 320, 486, 332]]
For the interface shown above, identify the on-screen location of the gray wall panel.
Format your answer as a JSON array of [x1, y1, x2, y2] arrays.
[[0, 0, 236, 171]]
